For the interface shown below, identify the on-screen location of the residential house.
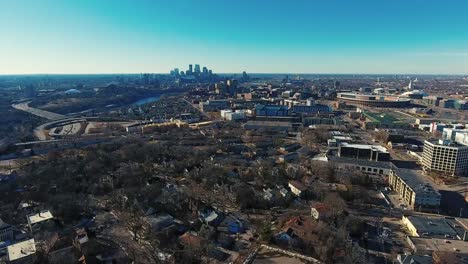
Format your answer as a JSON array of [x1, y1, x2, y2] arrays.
[[179, 232, 204, 251], [146, 214, 174, 232], [217, 214, 245, 234], [199, 209, 225, 227], [288, 181, 307, 197], [311, 203, 332, 221]]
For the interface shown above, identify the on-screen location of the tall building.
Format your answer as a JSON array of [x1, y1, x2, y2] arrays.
[[194, 64, 201, 74], [242, 71, 249, 81], [188, 64, 193, 75], [202, 67, 208, 75], [422, 139, 468, 176], [226, 79, 238, 96], [215, 82, 227, 95], [333, 81, 340, 89]]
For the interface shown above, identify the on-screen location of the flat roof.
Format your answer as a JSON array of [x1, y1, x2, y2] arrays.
[[393, 169, 439, 196], [333, 136, 353, 141], [409, 236, 468, 253], [27, 210, 53, 225], [328, 156, 392, 169], [340, 143, 389, 153], [7, 239, 36, 261], [425, 139, 468, 148], [405, 215, 459, 238]]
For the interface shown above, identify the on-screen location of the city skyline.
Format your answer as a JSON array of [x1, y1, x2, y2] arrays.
[[1, 0, 468, 74]]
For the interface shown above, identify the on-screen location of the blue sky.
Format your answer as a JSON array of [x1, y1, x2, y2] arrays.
[[1, 0, 467, 74]]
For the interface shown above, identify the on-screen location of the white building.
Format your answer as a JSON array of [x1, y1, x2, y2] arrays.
[[225, 110, 246, 121], [442, 127, 467, 140], [27, 210, 53, 232], [220, 109, 233, 119], [422, 139, 468, 176], [455, 132, 468, 146], [7, 239, 36, 263]]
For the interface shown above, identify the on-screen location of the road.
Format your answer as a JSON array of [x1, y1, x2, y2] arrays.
[[182, 98, 210, 119], [12, 101, 66, 120]]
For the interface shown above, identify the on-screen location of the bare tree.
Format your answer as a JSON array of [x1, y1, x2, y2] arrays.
[[119, 207, 147, 242], [324, 193, 346, 218]]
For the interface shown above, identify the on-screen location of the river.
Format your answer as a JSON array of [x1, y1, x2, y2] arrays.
[[133, 96, 161, 106]]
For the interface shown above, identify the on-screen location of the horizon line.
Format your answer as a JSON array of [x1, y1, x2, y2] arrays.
[[0, 72, 467, 76]]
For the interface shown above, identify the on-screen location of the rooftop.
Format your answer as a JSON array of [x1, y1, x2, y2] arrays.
[[393, 169, 440, 196], [255, 104, 289, 110], [27, 210, 53, 225], [7, 239, 36, 261], [425, 139, 468, 148], [289, 180, 307, 191], [405, 215, 463, 238], [409, 236, 468, 253], [328, 156, 392, 169], [340, 143, 389, 153]]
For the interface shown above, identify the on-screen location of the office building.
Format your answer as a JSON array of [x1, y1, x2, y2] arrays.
[[388, 168, 440, 212], [422, 96, 443, 106], [290, 104, 331, 115], [215, 82, 228, 95], [227, 79, 238, 96], [455, 100, 468, 110], [338, 143, 390, 161], [422, 139, 468, 176], [242, 71, 249, 81], [302, 114, 343, 126], [255, 104, 289, 117], [443, 127, 467, 141], [328, 157, 392, 176], [220, 109, 246, 121], [200, 100, 230, 112], [188, 64, 193, 75], [455, 132, 468, 146], [194, 64, 201, 74]]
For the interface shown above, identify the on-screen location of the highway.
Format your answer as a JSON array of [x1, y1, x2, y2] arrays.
[[12, 101, 66, 120]]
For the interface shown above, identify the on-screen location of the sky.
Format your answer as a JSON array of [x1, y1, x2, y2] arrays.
[[1, 0, 468, 74]]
